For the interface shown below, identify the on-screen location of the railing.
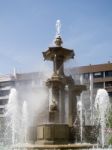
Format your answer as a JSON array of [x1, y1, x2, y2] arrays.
[[0, 86, 11, 90], [0, 96, 9, 100], [0, 105, 6, 109], [105, 86, 112, 92], [0, 114, 5, 117]]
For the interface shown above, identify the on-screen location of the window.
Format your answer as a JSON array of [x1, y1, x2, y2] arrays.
[[105, 81, 112, 87], [0, 99, 8, 105], [105, 71, 112, 77], [108, 92, 112, 97], [83, 73, 89, 79], [93, 82, 103, 88], [0, 81, 12, 88], [0, 90, 9, 96], [0, 108, 4, 114]]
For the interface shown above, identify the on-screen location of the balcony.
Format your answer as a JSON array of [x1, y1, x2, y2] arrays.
[[0, 86, 11, 91], [93, 77, 112, 83], [0, 95, 9, 100], [0, 114, 5, 117], [0, 105, 6, 108]]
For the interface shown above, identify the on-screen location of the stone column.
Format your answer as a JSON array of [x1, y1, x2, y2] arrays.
[[59, 85, 65, 123], [68, 84, 77, 127], [55, 56, 64, 75]]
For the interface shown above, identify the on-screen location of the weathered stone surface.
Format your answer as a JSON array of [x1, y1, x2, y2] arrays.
[[37, 124, 69, 144]]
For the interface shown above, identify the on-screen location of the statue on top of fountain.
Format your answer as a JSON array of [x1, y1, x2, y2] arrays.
[[56, 19, 61, 37]]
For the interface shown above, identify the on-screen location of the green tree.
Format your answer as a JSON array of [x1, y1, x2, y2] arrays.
[[107, 106, 112, 145]]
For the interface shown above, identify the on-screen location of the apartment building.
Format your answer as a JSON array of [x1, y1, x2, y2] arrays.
[[72, 62, 112, 98], [0, 72, 45, 116], [72, 62, 112, 125], [0, 75, 15, 117]]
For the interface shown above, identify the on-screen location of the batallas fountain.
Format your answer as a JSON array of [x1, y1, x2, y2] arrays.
[[36, 20, 86, 145], [13, 21, 96, 149]]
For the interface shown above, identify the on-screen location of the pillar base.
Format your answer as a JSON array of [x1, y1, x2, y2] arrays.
[[36, 124, 69, 145]]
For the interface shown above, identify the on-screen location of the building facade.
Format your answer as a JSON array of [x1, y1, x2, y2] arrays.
[[72, 62, 112, 99], [72, 62, 112, 125]]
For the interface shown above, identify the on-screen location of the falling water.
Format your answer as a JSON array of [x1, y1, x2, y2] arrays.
[[5, 88, 20, 145], [21, 101, 28, 143], [90, 73, 94, 125], [95, 89, 110, 147], [77, 100, 83, 142], [79, 75, 83, 142]]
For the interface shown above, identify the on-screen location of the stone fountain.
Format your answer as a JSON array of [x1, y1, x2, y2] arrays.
[[13, 21, 96, 149], [36, 20, 86, 145]]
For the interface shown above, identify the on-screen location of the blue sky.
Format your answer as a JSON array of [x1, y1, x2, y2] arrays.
[[0, 0, 112, 74]]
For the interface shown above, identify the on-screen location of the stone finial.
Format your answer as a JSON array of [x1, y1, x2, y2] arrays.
[[54, 36, 63, 47]]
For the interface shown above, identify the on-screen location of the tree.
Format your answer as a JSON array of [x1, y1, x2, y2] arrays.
[[107, 105, 112, 145]]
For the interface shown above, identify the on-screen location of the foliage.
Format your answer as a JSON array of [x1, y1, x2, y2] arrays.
[[107, 105, 112, 145], [109, 137, 112, 145]]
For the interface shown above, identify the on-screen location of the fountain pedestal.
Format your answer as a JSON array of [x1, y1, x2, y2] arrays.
[[37, 124, 69, 144]]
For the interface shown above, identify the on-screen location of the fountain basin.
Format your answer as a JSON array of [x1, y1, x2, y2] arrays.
[[13, 143, 94, 150]]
